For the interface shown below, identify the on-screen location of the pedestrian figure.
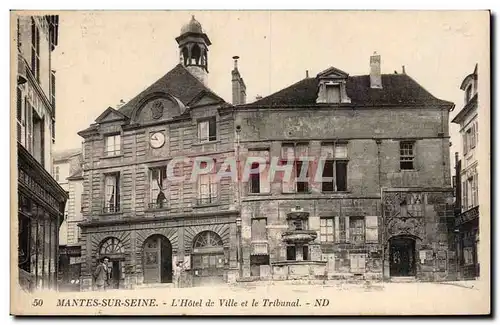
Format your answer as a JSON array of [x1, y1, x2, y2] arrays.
[[173, 261, 183, 288], [93, 257, 110, 291]]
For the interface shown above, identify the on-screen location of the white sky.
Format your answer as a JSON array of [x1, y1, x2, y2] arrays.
[[51, 11, 489, 160]]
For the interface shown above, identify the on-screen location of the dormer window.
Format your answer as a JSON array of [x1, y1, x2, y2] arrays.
[[325, 84, 341, 103], [315, 67, 351, 104]]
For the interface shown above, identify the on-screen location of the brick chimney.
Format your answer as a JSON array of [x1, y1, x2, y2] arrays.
[[232, 56, 246, 105], [370, 52, 382, 89]]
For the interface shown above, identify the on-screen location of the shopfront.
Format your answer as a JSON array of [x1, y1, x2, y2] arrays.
[[17, 144, 68, 292], [456, 206, 480, 279]]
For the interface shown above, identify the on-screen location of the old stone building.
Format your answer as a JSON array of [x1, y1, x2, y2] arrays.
[[452, 64, 480, 279], [78, 16, 239, 290], [53, 148, 84, 290], [235, 56, 457, 282], [16, 14, 68, 291], [78, 17, 457, 289]]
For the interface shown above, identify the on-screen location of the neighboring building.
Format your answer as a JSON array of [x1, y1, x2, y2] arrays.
[[78, 16, 239, 290], [78, 16, 457, 289], [16, 14, 68, 291], [235, 54, 457, 282], [452, 64, 480, 279], [53, 148, 84, 291]]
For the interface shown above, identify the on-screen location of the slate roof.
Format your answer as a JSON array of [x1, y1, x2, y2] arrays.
[[67, 166, 84, 180], [53, 148, 82, 162], [241, 74, 453, 108], [117, 64, 224, 117]]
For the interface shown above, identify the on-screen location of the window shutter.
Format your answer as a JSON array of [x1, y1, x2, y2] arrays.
[[344, 216, 350, 243], [260, 167, 270, 193], [365, 216, 379, 243], [334, 216, 340, 243]]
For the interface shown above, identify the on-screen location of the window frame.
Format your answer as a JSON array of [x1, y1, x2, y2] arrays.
[[399, 141, 415, 170], [103, 172, 120, 213], [30, 18, 40, 82], [320, 217, 335, 243], [321, 142, 349, 193], [197, 117, 217, 143], [349, 216, 366, 244], [197, 163, 219, 205], [104, 133, 121, 157], [325, 83, 341, 103], [281, 142, 311, 194], [149, 166, 168, 209]]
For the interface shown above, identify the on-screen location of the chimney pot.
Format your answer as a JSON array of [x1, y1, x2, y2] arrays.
[[402, 65, 406, 74], [306, 70, 309, 78], [232, 55, 239, 69]]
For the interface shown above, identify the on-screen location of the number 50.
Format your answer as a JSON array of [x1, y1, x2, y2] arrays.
[[32, 299, 43, 307]]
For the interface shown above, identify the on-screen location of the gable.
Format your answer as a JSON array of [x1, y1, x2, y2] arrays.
[[95, 107, 128, 124], [188, 91, 225, 107], [316, 66, 349, 80], [132, 93, 186, 124]]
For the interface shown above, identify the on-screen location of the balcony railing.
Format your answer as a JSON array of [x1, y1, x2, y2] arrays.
[[148, 199, 169, 210], [102, 204, 120, 214], [196, 195, 219, 206]]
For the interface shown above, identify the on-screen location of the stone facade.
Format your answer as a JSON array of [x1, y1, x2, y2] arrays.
[[16, 15, 68, 292], [452, 64, 480, 279], [78, 18, 457, 289]]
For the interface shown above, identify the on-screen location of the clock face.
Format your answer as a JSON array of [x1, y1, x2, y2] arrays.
[[149, 132, 166, 149]]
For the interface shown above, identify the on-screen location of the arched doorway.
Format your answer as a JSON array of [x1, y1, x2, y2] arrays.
[[192, 231, 225, 286], [99, 237, 125, 289], [389, 236, 416, 277], [143, 235, 172, 284]]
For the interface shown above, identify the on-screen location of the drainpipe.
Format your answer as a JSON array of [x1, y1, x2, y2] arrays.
[[235, 124, 243, 279]]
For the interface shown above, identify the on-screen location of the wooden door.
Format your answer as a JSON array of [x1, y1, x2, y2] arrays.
[[143, 237, 161, 284]]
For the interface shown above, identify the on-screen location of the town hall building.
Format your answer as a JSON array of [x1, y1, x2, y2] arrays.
[[78, 16, 457, 290]]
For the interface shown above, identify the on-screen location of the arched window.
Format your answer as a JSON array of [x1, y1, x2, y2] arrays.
[[193, 231, 223, 249], [191, 44, 201, 65], [99, 237, 124, 256]]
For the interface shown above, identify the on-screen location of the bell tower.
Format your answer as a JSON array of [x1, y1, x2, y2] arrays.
[[175, 15, 211, 86]]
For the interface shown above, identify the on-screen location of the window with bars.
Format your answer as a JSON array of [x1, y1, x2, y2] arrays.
[[400, 141, 415, 170], [105, 134, 121, 156], [103, 173, 120, 213], [320, 217, 334, 243], [321, 143, 348, 192], [281, 143, 310, 193], [198, 117, 216, 143], [149, 166, 168, 209], [30, 18, 40, 82]]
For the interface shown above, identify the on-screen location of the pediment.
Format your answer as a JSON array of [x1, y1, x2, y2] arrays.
[[95, 107, 128, 124], [188, 90, 225, 107], [316, 66, 349, 80]]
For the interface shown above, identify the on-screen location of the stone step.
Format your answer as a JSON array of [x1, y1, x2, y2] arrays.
[[390, 276, 417, 283]]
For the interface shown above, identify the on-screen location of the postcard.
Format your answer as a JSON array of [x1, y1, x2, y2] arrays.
[[10, 10, 490, 316]]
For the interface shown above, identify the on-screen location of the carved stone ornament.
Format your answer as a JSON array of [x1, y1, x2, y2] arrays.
[[151, 100, 164, 120]]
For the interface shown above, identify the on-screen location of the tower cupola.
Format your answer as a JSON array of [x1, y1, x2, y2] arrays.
[[176, 15, 211, 85]]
